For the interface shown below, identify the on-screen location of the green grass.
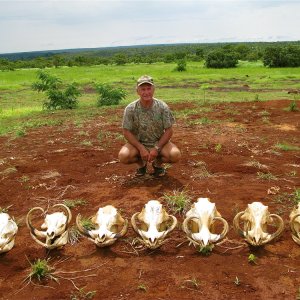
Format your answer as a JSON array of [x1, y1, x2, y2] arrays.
[[161, 188, 192, 215], [275, 143, 300, 151], [1, 61, 300, 136]]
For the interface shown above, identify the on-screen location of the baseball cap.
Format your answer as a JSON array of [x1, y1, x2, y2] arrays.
[[137, 75, 154, 86]]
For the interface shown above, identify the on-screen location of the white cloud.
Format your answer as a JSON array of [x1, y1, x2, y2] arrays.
[[0, 0, 299, 53]]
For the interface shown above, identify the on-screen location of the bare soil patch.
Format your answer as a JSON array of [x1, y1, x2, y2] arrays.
[[0, 100, 299, 300]]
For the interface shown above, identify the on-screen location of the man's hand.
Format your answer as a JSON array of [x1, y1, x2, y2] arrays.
[[139, 146, 150, 162], [148, 148, 159, 162]]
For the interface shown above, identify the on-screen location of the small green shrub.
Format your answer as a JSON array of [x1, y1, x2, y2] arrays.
[[175, 59, 187, 72], [32, 71, 81, 110], [248, 253, 258, 264], [95, 83, 126, 107], [28, 258, 54, 281], [286, 100, 298, 112]]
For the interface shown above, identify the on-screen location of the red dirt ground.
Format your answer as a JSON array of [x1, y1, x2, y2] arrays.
[[0, 99, 299, 300]]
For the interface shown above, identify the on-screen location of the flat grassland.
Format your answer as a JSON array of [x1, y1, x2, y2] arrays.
[[0, 62, 300, 299]]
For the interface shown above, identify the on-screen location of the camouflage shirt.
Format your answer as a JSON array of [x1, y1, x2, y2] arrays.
[[122, 98, 175, 148]]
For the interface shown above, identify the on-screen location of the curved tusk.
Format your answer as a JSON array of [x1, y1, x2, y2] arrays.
[[290, 213, 300, 237], [75, 214, 91, 237], [233, 211, 246, 237], [26, 207, 46, 238], [213, 216, 229, 240], [264, 213, 284, 245], [131, 212, 143, 237], [182, 216, 202, 244], [114, 219, 129, 239], [163, 215, 178, 236], [53, 204, 72, 226]]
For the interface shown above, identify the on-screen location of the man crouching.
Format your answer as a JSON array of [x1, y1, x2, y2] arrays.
[[118, 75, 181, 177]]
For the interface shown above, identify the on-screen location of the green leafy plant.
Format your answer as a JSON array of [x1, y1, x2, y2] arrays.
[[198, 244, 214, 256], [137, 283, 148, 292], [293, 188, 300, 204], [175, 59, 187, 72], [248, 253, 258, 265], [286, 100, 299, 112], [32, 71, 81, 110], [215, 143, 222, 153], [95, 83, 126, 107]]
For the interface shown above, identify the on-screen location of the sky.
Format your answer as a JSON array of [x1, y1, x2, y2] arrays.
[[0, 0, 300, 54]]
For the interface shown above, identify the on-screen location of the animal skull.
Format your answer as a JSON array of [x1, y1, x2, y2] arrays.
[[290, 204, 300, 245], [26, 204, 72, 250], [0, 213, 18, 253], [233, 202, 284, 246], [76, 205, 128, 247], [182, 198, 228, 248], [131, 200, 177, 249]]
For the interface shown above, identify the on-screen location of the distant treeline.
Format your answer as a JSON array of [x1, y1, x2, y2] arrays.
[[0, 41, 300, 70]]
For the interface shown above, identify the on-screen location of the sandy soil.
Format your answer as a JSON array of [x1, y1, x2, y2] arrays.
[[0, 99, 299, 300]]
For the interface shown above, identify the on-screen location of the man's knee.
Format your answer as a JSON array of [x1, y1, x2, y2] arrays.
[[169, 148, 181, 163], [119, 146, 139, 164], [118, 148, 130, 164]]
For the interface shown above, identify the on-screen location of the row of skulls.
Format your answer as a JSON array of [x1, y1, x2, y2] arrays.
[[1, 198, 299, 253]]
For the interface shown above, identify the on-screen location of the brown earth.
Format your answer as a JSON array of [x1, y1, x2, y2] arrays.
[[0, 99, 299, 300]]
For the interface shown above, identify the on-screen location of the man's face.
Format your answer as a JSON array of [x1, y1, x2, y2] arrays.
[[137, 83, 155, 102]]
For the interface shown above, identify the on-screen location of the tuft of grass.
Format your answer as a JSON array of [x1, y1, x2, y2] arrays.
[[15, 128, 26, 137], [68, 225, 82, 245], [0, 167, 17, 176], [63, 198, 88, 209], [244, 159, 268, 170], [79, 217, 96, 231], [234, 276, 241, 286], [137, 283, 148, 292], [19, 175, 30, 183], [285, 100, 299, 112], [257, 171, 277, 180], [215, 143, 222, 153], [81, 140, 93, 147], [70, 288, 96, 300], [161, 188, 192, 215], [248, 253, 258, 265], [275, 143, 300, 151], [293, 188, 300, 204], [26, 258, 56, 282]]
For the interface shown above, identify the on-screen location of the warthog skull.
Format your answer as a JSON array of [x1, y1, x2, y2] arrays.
[[76, 205, 128, 247], [131, 200, 177, 249], [26, 204, 72, 250], [182, 198, 228, 248], [233, 202, 284, 246], [0, 212, 18, 253], [290, 204, 300, 245]]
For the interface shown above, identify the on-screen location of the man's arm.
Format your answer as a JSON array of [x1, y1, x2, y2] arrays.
[[148, 126, 173, 162], [123, 128, 149, 161], [156, 127, 173, 150]]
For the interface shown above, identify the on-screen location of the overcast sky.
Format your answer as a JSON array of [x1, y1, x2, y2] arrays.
[[0, 0, 299, 54]]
